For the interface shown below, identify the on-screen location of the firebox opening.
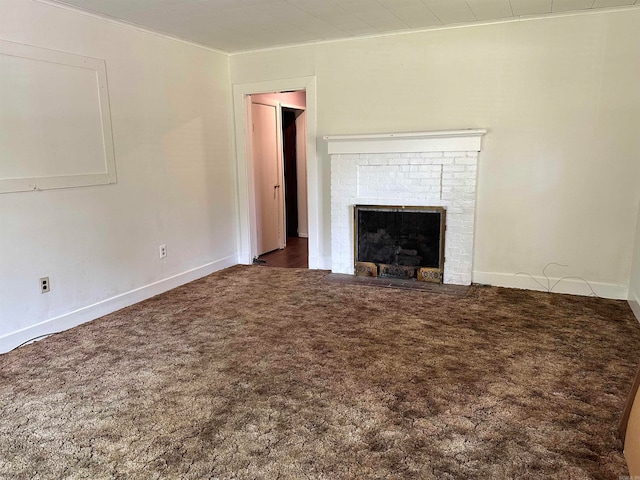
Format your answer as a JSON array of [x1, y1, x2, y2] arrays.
[[354, 205, 445, 282]]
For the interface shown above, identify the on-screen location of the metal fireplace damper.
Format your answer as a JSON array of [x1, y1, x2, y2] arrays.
[[354, 205, 446, 283]]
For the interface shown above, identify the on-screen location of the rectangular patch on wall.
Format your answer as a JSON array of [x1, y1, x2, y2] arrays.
[[0, 40, 116, 193]]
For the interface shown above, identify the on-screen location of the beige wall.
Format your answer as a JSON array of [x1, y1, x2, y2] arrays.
[[231, 10, 640, 297], [0, 0, 236, 351]]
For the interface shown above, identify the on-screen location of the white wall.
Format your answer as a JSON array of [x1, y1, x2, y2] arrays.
[[629, 203, 640, 321], [0, 0, 236, 352], [231, 10, 640, 298]]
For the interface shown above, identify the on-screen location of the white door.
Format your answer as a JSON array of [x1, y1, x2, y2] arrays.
[[252, 101, 284, 255]]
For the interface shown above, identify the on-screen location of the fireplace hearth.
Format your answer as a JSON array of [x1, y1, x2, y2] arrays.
[[355, 205, 445, 282]]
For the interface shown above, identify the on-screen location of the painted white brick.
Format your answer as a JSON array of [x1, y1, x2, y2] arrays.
[[367, 159, 389, 166], [409, 157, 451, 165], [454, 157, 477, 165], [453, 172, 472, 179], [330, 149, 479, 285], [389, 158, 409, 165], [446, 206, 464, 214], [443, 179, 464, 187], [408, 172, 426, 179]]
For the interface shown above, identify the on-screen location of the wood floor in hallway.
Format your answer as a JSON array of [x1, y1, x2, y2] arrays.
[[257, 236, 308, 268]]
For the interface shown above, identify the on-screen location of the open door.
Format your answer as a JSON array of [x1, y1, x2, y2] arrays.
[[251, 101, 284, 256]]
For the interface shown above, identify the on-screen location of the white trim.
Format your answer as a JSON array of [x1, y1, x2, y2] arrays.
[[324, 130, 486, 155], [0, 255, 237, 354], [629, 290, 640, 323], [324, 130, 487, 141], [232, 76, 320, 268], [473, 270, 628, 300], [0, 39, 116, 193]]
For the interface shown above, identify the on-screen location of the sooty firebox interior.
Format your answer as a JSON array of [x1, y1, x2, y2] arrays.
[[355, 205, 445, 282]]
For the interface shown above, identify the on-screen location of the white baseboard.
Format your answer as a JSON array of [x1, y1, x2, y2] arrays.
[[298, 233, 309, 238], [0, 255, 237, 354], [237, 251, 252, 265], [309, 255, 331, 270], [472, 271, 628, 300], [629, 290, 640, 323]]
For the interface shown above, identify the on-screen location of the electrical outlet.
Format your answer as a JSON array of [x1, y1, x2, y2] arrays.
[[159, 244, 167, 258], [40, 277, 50, 294]]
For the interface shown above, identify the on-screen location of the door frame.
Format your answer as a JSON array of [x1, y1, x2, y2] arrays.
[[232, 76, 323, 268]]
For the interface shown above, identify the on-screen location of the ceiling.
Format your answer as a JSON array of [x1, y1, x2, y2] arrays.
[[52, 0, 639, 53]]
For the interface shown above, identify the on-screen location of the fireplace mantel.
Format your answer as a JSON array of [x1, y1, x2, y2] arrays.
[[324, 129, 486, 155], [327, 128, 486, 286]]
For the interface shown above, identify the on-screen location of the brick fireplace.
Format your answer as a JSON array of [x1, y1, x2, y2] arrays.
[[325, 130, 486, 285]]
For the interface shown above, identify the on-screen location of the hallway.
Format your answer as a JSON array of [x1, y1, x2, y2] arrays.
[[257, 237, 308, 268]]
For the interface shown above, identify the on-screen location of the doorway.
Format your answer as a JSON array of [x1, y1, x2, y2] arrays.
[[232, 76, 320, 269], [250, 91, 308, 268]]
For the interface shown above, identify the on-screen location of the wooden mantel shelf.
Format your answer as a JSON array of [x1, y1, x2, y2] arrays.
[[324, 129, 487, 155]]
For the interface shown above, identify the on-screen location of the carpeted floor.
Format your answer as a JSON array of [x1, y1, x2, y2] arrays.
[[1, 266, 640, 479]]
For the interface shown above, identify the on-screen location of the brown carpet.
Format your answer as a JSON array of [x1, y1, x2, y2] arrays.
[[1, 265, 639, 479]]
